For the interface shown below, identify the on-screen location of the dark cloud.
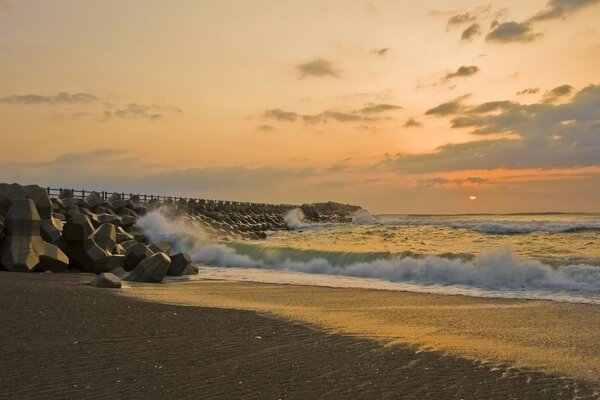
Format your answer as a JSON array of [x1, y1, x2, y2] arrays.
[[1, 92, 99, 105], [264, 109, 299, 122], [322, 111, 363, 122], [464, 177, 488, 184], [517, 87, 541, 95], [486, 21, 541, 43], [358, 103, 402, 114], [425, 96, 469, 117], [388, 85, 600, 173], [447, 12, 477, 27], [371, 48, 390, 57], [297, 58, 340, 78], [529, 0, 600, 22], [461, 23, 482, 41], [542, 84, 574, 103], [443, 65, 480, 81], [257, 124, 276, 132], [403, 119, 423, 128]]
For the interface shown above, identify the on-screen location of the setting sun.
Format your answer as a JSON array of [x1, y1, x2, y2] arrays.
[[469, 196, 477, 200]]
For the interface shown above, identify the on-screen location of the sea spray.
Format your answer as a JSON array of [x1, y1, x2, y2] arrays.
[[352, 209, 378, 225], [284, 208, 308, 230], [135, 208, 211, 254]]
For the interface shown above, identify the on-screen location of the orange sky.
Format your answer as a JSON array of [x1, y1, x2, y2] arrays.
[[1, 0, 599, 213]]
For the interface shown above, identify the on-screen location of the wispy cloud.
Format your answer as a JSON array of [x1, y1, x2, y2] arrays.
[[443, 65, 480, 81], [403, 118, 424, 128], [257, 124, 276, 132], [517, 87, 540, 96], [542, 84, 573, 103], [297, 58, 340, 78], [529, 0, 600, 22], [358, 103, 402, 114], [461, 23, 482, 41], [370, 47, 390, 57], [1, 92, 99, 105], [425, 95, 469, 116], [486, 21, 541, 43]]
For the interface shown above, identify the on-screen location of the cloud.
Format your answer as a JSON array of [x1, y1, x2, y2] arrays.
[[1, 92, 99, 105], [461, 23, 482, 41], [542, 84, 573, 103], [417, 177, 450, 188], [388, 84, 600, 172], [443, 65, 480, 81], [529, 0, 600, 22], [264, 109, 299, 122], [370, 48, 390, 57], [108, 103, 176, 121], [297, 58, 340, 78], [425, 96, 469, 116], [358, 103, 402, 114], [517, 87, 541, 95], [257, 124, 276, 132], [447, 12, 477, 27], [403, 119, 423, 128], [486, 21, 541, 43], [262, 104, 400, 125]]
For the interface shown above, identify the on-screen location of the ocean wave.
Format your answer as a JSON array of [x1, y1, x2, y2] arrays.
[[137, 210, 600, 301], [380, 217, 600, 234]]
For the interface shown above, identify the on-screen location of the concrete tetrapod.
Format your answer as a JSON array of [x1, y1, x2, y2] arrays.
[[125, 252, 171, 283], [1, 199, 69, 272]]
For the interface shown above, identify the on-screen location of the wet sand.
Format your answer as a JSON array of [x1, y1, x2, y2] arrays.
[[1, 272, 599, 399], [124, 279, 600, 385]]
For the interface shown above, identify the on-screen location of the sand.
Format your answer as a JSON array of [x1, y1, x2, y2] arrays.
[[123, 279, 600, 385], [2, 272, 599, 399]]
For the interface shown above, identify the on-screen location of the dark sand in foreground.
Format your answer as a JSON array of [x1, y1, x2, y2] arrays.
[[1, 272, 598, 399]]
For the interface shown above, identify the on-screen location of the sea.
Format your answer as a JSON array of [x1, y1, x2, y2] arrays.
[[137, 209, 600, 304]]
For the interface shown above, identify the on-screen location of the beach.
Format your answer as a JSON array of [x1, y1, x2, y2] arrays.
[[2, 272, 599, 399]]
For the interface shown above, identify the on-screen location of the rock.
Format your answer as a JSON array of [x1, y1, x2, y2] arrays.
[[167, 252, 197, 276], [119, 215, 137, 227], [125, 252, 171, 283], [40, 216, 63, 243], [97, 213, 117, 224], [115, 227, 133, 243], [86, 191, 105, 208], [92, 255, 125, 274], [23, 185, 52, 218], [89, 272, 122, 289], [123, 242, 153, 271], [59, 189, 74, 199], [1, 199, 68, 272], [120, 239, 139, 251], [114, 243, 125, 255], [90, 223, 117, 252], [62, 214, 94, 242], [108, 192, 121, 202], [149, 242, 171, 256], [39, 242, 70, 272], [0, 183, 27, 216]]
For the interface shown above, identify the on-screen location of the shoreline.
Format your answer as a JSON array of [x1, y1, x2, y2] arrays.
[[2, 271, 599, 399], [122, 277, 600, 384]]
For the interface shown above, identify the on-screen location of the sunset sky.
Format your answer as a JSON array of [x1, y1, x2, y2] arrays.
[[1, 0, 600, 213]]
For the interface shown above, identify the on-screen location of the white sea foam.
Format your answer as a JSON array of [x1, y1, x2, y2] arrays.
[[283, 208, 309, 230], [138, 210, 600, 303], [352, 209, 378, 225], [380, 217, 600, 234]]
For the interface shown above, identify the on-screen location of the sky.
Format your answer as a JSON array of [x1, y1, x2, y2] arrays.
[[1, 0, 600, 213]]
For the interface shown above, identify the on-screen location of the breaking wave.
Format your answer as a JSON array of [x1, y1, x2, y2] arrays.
[[380, 217, 600, 234], [137, 210, 600, 303], [283, 208, 309, 230]]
